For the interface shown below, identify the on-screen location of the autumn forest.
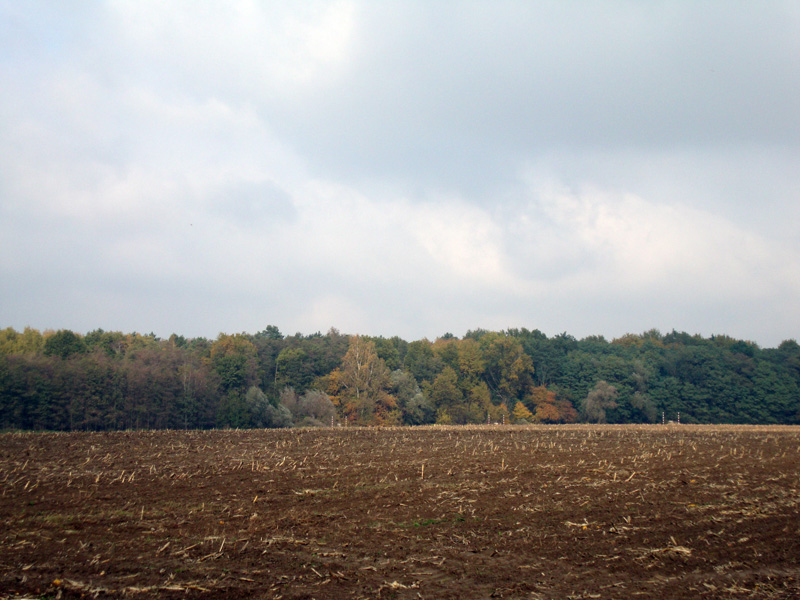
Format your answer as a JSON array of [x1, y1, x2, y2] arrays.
[[1, 326, 799, 431]]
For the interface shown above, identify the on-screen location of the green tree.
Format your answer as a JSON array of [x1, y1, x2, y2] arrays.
[[403, 339, 441, 384], [244, 386, 270, 427], [457, 338, 485, 387], [295, 390, 336, 427], [43, 330, 87, 359], [390, 370, 433, 424], [427, 366, 462, 410], [216, 391, 249, 428], [85, 329, 127, 356], [256, 325, 283, 340], [275, 347, 313, 391], [426, 366, 463, 424], [210, 334, 258, 394], [479, 332, 534, 402], [583, 380, 619, 423]]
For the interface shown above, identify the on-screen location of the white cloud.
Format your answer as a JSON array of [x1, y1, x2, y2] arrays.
[[2, 2, 799, 346], [296, 293, 367, 336], [407, 198, 512, 289], [520, 182, 798, 302], [107, 0, 356, 94]]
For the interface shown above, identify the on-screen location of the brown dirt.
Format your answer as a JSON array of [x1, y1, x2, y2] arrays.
[[1, 425, 799, 599]]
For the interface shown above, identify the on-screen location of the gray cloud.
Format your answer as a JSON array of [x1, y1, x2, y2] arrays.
[[1, 2, 799, 346], [272, 4, 800, 190]]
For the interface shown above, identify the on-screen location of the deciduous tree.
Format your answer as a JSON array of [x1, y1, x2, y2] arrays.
[[336, 336, 398, 425], [583, 380, 619, 423], [512, 401, 533, 424], [479, 332, 534, 402]]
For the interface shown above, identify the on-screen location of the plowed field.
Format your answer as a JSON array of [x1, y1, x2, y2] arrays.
[[1, 425, 799, 599]]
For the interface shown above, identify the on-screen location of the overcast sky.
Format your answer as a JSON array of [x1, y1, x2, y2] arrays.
[[2, 2, 799, 347]]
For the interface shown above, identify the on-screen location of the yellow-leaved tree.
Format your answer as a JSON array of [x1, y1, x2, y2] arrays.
[[328, 336, 399, 425], [512, 400, 533, 424]]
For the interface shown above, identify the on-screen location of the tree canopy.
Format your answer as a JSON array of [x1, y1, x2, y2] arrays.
[[1, 326, 798, 430]]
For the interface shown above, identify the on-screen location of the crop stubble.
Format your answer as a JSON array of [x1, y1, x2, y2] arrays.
[[1, 425, 799, 599]]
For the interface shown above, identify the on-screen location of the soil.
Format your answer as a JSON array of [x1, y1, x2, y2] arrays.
[[1, 425, 799, 599]]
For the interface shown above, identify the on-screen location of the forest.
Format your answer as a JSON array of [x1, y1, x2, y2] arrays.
[[1, 325, 799, 431]]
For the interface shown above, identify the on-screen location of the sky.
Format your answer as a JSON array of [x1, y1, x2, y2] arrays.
[[1, 2, 799, 347]]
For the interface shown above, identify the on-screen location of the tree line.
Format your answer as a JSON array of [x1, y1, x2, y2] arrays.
[[1, 326, 798, 431]]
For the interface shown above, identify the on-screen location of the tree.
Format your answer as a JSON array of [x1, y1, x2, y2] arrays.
[[391, 370, 434, 425], [335, 336, 398, 425], [469, 381, 505, 424], [457, 338, 485, 387], [368, 336, 404, 370], [432, 337, 460, 372], [554, 394, 579, 423], [402, 392, 436, 425], [583, 381, 619, 423], [210, 334, 258, 394], [479, 332, 534, 402], [0, 327, 46, 356], [279, 387, 300, 415], [6, 324, 800, 431], [85, 329, 128, 357], [244, 386, 271, 427], [216, 391, 248, 428], [629, 360, 657, 422], [403, 339, 441, 384], [265, 402, 293, 428], [526, 386, 578, 423], [427, 367, 462, 409], [255, 325, 283, 340], [630, 391, 657, 423], [528, 386, 560, 423], [275, 347, 313, 391], [451, 381, 491, 424], [176, 357, 213, 429], [296, 390, 336, 427], [512, 401, 533, 424], [43, 330, 86, 359], [426, 367, 462, 424]]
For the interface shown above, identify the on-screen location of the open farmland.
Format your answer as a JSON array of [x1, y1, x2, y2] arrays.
[[1, 426, 799, 599]]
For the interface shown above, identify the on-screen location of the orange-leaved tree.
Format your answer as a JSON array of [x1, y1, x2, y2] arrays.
[[528, 385, 578, 423]]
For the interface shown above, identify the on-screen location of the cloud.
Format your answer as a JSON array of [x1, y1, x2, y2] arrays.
[[529, 185, 779, 295], [256, 3, 800, 194], [1, 2, 799, 347], [106, 1, 357, 92], [503, 180, 800, 343]]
